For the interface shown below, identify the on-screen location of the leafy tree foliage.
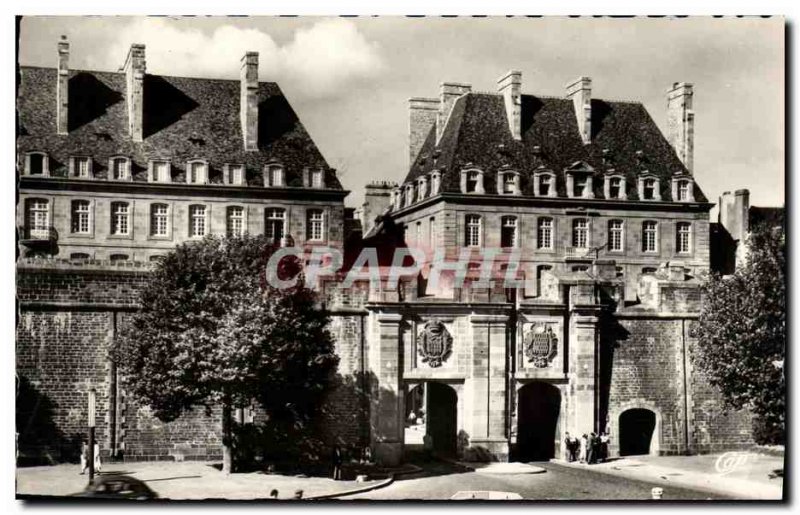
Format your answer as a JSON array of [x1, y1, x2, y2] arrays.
[[693, 222, 785, 444], [113, 235, 339, 472]]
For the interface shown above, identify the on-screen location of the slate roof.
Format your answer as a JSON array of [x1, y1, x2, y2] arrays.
[[16, 66, 341, 189], [404, 93, 708, 203]]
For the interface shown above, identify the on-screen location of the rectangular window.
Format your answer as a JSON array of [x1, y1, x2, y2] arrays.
[[429, 217, 436, 248], [26, 199, 49, 239], [537, 217, 553, 250], [539, 175, 552, 196], [230, 165, 244, 185], [189, 205, 207, 237], [268, 166, 284, 187], [503, 174, 515, 194], [227, 206, 245, 237], [415, 221, 422, 246], [311, 169, 323, 188], [28, 154, 45, 175], [189, 162, 206, 184], [307, 210, 325, 241], [265, 208, 286, 243], [642, 221, 658, 252], [110, 202, 130, 236], [465, 214, 482, 247], [110, 254, 129, 262], [501, 216, 517, 248], [608, 220, 624, 252], [573, 219, 589, 249], [643, 179, 656, 200], [151, 204, 169, 237], [466, 172, 480, 193], [71, 200, 91, 234], [112, 158, 130, 180], [574, 176, 587, 197], [677, 222, 691, 254], [152, 161, 169, 182], [677, 181, 690, 201], [609, 177, 622, 199], [75, 157, 91, 178]]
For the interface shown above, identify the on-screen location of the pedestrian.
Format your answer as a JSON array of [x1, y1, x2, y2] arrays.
[[79, 440, 88, 474], [587, 432, 597, 464], [564, 432, 573, 461], [579, 434, 588, 463], [332, 445, 343, 481], [93, 442, 102, 473], [570, 434, 579, 462], [600, 432, 610, 462], [363, 446, 372, 464]]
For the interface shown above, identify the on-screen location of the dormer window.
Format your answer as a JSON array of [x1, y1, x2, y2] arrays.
[[417, 177, 428, 200], [110, 157, 131, 181], [405, 184, 415, 207], [311, 169, 324, 188], [672, 177, 694, 202], [150, 160, 171, 183], [72, 157, 92, 178], [638, 176, 661, 201], [461, 169, 485, 194], [392, 188, 403, 210], [187, 160, 208, 185], [604, 175, 627, 200], [430, 171, 441, 196], [534, 171, 556, 197], [25, 152, 48, 176], [574, 176, 588, 197], [265, 164, 284, 187], [225, 164, 245, 186], [498, 171, 520, 195]]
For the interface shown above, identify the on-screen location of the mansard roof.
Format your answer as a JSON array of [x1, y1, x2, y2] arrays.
[[404, 93, 708, 203], [16, 66, 342, 189]]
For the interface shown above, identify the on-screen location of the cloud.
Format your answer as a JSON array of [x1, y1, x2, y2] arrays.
[[90, 17, 383, 100]]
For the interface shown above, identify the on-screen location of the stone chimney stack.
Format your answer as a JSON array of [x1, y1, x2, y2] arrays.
[[56, 36, 70, 135], [123, 43, 146, 142], [361, 181, 397, 235], [566, 77, 592, 145], [408, 97, 439, 167], [240, 52, 259, 151], [667, 82, 695, 174], [497, 70, 522, 140], [719, 189, 750, 244], [437, 82, 471, 143]]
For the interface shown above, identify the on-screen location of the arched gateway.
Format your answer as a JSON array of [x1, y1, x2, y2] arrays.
[[516, 381, 562, 462]]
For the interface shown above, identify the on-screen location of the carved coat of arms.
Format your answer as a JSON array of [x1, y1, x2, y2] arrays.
[[417, 320, 453, 368], [523, 324, 558, 368]]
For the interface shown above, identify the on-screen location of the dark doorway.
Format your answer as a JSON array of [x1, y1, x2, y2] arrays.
[[426, 382, 457, 457], [619, 408, 656, 456], [516, 382, 561, 462]]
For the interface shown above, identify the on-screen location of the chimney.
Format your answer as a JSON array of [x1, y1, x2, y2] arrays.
[[361, 181, 397, 235], [408, 97, 439, 167], [719, 189, 750, 244], [437, 82, 471, 143], [240, 52, 259, 151], [56, 36, 69, 135], [566, 77, 592, 145], [123, 43, 146, 142], [667, 82, 695, 174], [497, 70, 522, 140]]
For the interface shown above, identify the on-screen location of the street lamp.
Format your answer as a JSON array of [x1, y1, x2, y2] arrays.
[[87, 388, 96, 483]]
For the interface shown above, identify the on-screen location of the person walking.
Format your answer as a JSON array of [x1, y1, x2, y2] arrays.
[[564, 432, 573, 461], [579, 434, 588, 463], [587, 432, 598, 464], [80, 440, 88, 475], [600, 432, 610, 462], [331, 445, 343, 481]]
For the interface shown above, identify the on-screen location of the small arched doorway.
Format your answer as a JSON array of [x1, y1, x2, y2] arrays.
[[426, 382, 457, 457], [619, 408, 657, 456], [516, 382, 561, 462]]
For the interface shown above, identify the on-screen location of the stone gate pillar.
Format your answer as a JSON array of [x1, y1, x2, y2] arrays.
[[463, 314, 510, 460], [568, 283, 602, 437], [368, 312, 404, 466]]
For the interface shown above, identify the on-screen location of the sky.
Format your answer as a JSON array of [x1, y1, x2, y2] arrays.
[[17, 16, 784, 213]]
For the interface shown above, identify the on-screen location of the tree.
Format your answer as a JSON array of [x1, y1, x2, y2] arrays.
[[113, 235, 339, 473], [693, 222, 786, 444]]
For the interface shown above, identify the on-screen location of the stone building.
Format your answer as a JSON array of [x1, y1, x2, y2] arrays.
[[16, 38, 754, 466]]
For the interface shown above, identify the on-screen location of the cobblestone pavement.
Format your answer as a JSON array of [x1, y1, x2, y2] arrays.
[[344, 460, 735, 501]]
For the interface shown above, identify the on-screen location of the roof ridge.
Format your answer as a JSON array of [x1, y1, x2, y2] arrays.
[[18, 64, 279, 85]]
